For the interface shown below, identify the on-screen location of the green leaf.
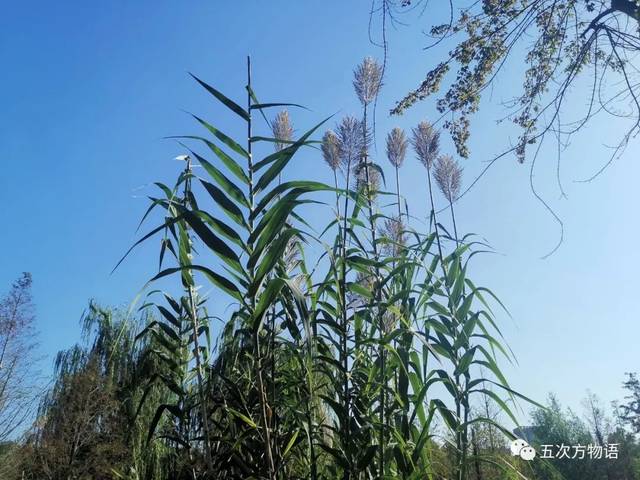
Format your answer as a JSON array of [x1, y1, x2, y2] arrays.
[[156, 305, 181, 329], [191, 152, 249, 207], [180, 209, 243, 272], [250, 102, 308, 111], [254, 115, 331, 193], [432, 399, 458, 431], [166, 135, 249, 184], [226, 407, 257, 428], [197, 210, 245, 249], [249, 227, 299, 276], [190, 73, 249, 121], [136, 321, 179, 344], [252, 181, 331, 219], [249, 190, 307, 247], [148, 266, 242, 302], [283, 430, 300, 458], [253, 278, 286, 332], [191, 113, 249, 158], [454, 346, 476, 376], [357, 445, 378, 471], [112, 216, 183, 273], [470, 388, 519, 426], [147, 404, 183, 444], [348, 282, 373, 299], [483, 379, 546, 410], [199, 180, 248, 230]]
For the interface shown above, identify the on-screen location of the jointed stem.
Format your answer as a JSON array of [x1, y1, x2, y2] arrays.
[[246, 56, 276, 480], [340, 156, 352, 480], [360, 105, 385, 479], [424, 165, 468, 480], [182, 160, 214, 474]]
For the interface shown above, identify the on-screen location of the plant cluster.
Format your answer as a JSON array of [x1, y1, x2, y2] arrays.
[[9, 57, 537, 480], [105, 56, 531, 479]]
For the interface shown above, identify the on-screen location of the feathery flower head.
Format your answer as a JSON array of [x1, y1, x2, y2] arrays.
[[379, 214, 406, 258], [353, 57, 383, 106], [386, 127, 408, 168], [382, 311, 397, 334], [411, 121, 440, 168], [350, 270, 375, 307], [321, 130, 341, 171], [271, 110, 294, 152], [433, 154, 463, 202], [384, 215, 405, 244], [336, 116, 367, 170], [355, 162, 380, 201]]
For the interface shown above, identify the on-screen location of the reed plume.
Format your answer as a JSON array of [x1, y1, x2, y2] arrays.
[[271, 110, 294, 152], [354, 56, 387, 477], [412, 119, 446, 273], [413, 132, 468, 480], [322, 129, 341, 217], [321, 130, 341, 171], [336, 116, 366, 172], [386, 127, 408, 219], [355, 161, 380, 199], [434, 154, 463, 245], [386, 127, 407, 168], [381, 215, 405, 258], [411, 121, 440, 169], [335, 115, 367, 474], [353, 56, 383, 106], [433, 154, 462, 203]]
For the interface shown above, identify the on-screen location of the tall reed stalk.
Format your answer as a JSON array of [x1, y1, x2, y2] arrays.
[[180, 156, 214, 473], [335, 114, 365, 480], [413, 120, 470, 480], [354, 56, 388, 478], [247, 57, 277, 480]]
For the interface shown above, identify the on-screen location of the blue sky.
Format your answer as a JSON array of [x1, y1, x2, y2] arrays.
[[2, 0, 638, 422]]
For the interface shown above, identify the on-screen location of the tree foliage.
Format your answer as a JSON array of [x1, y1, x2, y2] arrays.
[[385, 0, 640, 173], [0, 272, 38, 442], [19, 303, 174, 480]]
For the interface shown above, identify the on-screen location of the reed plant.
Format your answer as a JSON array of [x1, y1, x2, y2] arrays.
[[118, 56, 536, 480]]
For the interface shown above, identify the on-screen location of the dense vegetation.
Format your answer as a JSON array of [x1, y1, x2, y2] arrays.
[[1, 53, 639, 479], [2, 300, 640, 479]]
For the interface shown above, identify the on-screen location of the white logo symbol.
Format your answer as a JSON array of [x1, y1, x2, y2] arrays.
[[510, 438, 536, 461]]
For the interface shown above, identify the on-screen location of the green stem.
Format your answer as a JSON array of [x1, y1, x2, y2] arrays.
[[395, 165, 402, 222], [247, 56, 276, 480], [182, 161, 214, 474], [340, 157, 352, 480], [425, 166, 467, 479], [360, 104, 385, 478], [449, 198, 459, 248], [334, 169, 340, 218]]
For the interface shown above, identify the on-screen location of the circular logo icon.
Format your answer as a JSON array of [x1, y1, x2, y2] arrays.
[[510, 438, 536, 461], [520, 446, 536, 461]]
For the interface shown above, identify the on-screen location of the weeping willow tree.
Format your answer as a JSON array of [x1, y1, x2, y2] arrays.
[[111, 56, 538, 480], [18, 303, 172, 480]]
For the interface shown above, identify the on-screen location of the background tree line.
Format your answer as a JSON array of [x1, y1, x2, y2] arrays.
[[1, 285, 639, 478]]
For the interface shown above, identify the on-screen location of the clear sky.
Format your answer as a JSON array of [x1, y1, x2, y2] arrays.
[[2, 1, 638, 422]]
